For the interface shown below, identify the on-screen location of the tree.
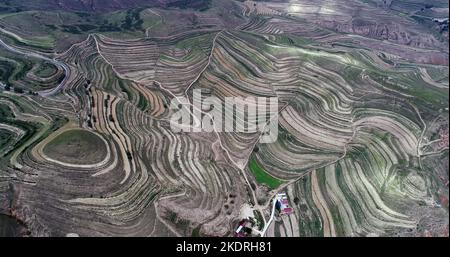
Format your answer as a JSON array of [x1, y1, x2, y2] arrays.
[[13, 87, 24, 94]]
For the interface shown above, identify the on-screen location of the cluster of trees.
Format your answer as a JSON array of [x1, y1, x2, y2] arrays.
[[1, 83, 38, 95]]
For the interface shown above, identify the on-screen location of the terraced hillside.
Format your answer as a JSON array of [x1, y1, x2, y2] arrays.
[[0, 0, 212, 13], [0, 0, 448, 237]]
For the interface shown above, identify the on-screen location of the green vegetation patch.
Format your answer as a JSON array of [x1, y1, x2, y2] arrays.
[[0, 128, 14, 149], [249, 158, 284, 189], [34, 61, 58, 78]]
